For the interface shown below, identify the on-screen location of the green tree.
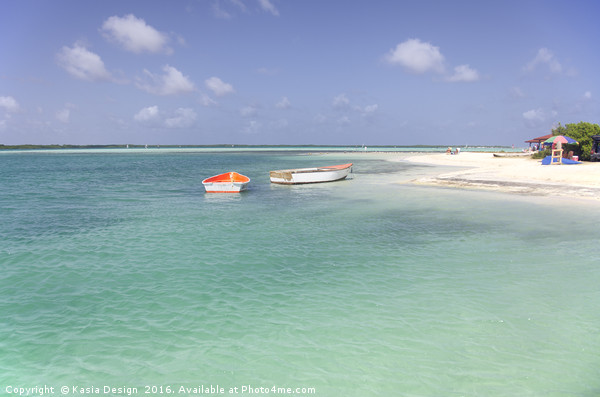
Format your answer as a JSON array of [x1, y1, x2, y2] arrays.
[[564, 122, 600, 161], [552, 122, 567, 136]]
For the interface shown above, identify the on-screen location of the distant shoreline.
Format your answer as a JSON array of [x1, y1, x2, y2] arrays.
[[0, 144, 518, 152]]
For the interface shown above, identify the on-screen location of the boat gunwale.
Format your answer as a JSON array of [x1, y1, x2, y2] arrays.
[[202, 171, 250, 184], [269, 163, 353, 175]]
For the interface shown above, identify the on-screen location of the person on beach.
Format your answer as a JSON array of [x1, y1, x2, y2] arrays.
[[446, 147, 452, 154]]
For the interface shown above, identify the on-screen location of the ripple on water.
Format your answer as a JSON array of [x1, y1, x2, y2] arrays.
[[2, 151, 600, 395]]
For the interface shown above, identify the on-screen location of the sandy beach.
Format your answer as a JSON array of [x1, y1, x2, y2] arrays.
[[397, 152, 600, 201]]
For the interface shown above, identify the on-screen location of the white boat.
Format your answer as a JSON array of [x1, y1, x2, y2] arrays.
[[202, 172, 250, 193], [269, 163, 353, 185]]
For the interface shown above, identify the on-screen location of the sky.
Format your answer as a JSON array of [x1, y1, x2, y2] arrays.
[[1, 0, 599, 146]]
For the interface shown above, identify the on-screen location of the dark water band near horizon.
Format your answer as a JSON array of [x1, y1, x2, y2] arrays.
[[1, 149, 599, 396]]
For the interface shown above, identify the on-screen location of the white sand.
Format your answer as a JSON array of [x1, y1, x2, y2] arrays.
[[399, 152, 600, 200]]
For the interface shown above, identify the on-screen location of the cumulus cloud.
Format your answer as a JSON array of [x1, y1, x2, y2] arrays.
[[134, 106, 196, 128], [363, 104, 378, 114], [56, 43, 112, 81], [384, 38, 481, 83], [137, 65, 195, 95], [55, 103, 76, 123], [240, 105, 258, 117], [134, 106, 160, 122], [200, 94, 217, 107], [522, 108, 555, 128], [523, 108, 545, 121], [212, 3, 233, 19], [165, 108, 197, 128], [384, 38, 445, 74], [258, 0, 279, 16], [56, 108, 70, 123], [447, 64, 480, 82], [0, 96, 20, 112], [332, 93, 350, 108], [101, 14, 171, 54], [524, 48, 562, 74], [332, 94, 379, 119], [337, 116, 350, 125], [257, 67, 278, 75], [242, 120, 261, 134], [205, 77, 235, 97], [212, 0, 247, 19], [276, 96, 291, 109]]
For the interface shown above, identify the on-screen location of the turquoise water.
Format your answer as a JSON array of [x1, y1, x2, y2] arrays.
[[1, 150, 599, 396]]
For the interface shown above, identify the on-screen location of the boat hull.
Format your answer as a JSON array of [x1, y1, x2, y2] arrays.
[[269, 163, 352, 184], [202, 172, 250, 193]]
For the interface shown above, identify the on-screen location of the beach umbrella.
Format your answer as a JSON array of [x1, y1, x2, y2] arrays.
[[543, 135, 578, 145]]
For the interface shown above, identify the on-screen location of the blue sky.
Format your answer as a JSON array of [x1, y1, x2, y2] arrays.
[[1, 0, 599, 146]]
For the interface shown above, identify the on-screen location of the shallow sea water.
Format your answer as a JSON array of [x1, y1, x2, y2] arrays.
[[1, 150, 600, 397]]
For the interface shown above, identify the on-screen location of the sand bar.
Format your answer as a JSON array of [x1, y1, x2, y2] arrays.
[[398, 152, 600, 201]]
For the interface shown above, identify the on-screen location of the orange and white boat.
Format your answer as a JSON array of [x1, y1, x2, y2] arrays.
[[269, 163, 352, 184], [202, 172, 250, 193]]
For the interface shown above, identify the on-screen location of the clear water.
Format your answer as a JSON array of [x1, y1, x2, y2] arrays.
[[1, 150, 599, 396]]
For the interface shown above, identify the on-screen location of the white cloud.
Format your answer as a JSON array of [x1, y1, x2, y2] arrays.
[[584, 91, 592, 99], [212, 3, 232, 19], [258, 0, 279, 16], [333, 94, 350, 108], [337, 116, 350, 125], [332, 94, 378, 117], [200, 94, 217, 107], [523, 108, 545, 121], [101, 14, 171, 54], [447, 64, 480, 82], [137, 65, 195, 95], [56, 108, 70, 123], [257, 67, 278, 75], [134, 106, 160, 122], [384, 38, 445, 74], [205, 76, 235, 97], [240, 106, 258, 117], [524, 48, 562, 74], [242, 120, 261, 134], [55, 103, 76, 124], [56, 43, 112, 81], [212, 0, 247, 19], [363, 104, 378, 114], [165, 108, 197, 128], [276, 96, 291, 109], [0, 96, 20, 112], [134, 106, 196, 128], [522, 108, 551, 128]]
